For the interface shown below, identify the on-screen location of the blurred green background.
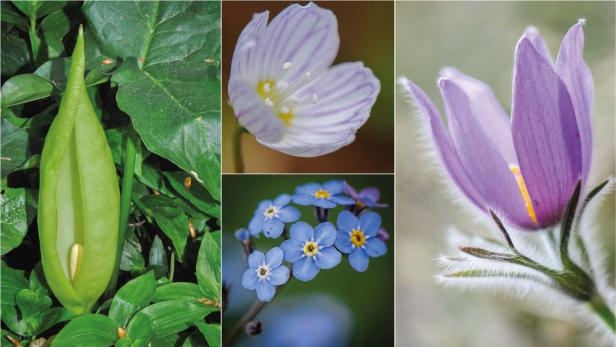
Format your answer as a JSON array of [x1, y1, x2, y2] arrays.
[[396, 2, 615, 347], [222, 175, 394, 346], [222, 1, 394, 173]]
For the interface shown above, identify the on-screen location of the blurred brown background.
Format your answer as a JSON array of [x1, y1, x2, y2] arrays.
[[396, 2, 615, 347], [222, 1, 394, 173]]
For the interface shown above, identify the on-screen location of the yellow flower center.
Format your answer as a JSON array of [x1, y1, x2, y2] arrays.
[[256, 80, 294, 127], [351, 229, 366, 247], [509, 165, 538, 225], [303, 241, 319, 256], [263, 205, 278, 219], [313, 189, 331, 199]]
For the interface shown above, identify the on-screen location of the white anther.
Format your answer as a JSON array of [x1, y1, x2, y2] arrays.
[[263, 82, 271, 93], [265, 98, 274, 107], [291, 96, 300, 104], [311, 94, 319, 104], [276, 80, 289, 89], [282, 62, 292, 70], [281, 106, 290, 114]]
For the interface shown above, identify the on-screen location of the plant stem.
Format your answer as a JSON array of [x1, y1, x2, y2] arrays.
[[589, 292, 616, 333], [233, 123, 246, 173], [105, 127, 140, 295], [169, 252, 175, 281]]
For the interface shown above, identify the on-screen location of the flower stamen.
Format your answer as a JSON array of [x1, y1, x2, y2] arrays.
[[256, 264, 270, 280], [350, 229, 366, 247], [509, 165, 538, 225], [303, 241, 319, 256], [313, 189, 331, 199], [263, 205, 279, 219]]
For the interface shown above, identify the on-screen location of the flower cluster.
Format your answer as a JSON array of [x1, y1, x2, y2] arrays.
[[238, 180, 389, 302]]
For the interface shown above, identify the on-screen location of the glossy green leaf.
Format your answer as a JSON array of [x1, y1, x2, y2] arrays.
[[1, 119, 30, 178], [15, 288, 51, 317], [119, 231, 145, 273], [1, 74, 55, 107], [1, 264, 27, 307], [51, 314, 117, 347], [162, 171, 218, 217], [12, 1, 67, 19], [40, 9, 70, 58], [1, 33, 31, 76], [1, 2, 27, 31], [127, 300, 215, 341], [34, 58, 110, 91], [84, 1, 221, 199], [182, 330, 208, 347], [196, 322, 220, 347], [148, 236, 168, 278], [1, 186, 29, 255], [196, 231, 220, 302], [141, 195, 189, 260], [153, 282, 202, 302], [109, 271, 156, 328]]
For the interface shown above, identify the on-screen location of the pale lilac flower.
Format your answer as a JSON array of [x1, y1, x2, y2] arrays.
[[229, 2, 380, 157], [400, 20, 592, 231]]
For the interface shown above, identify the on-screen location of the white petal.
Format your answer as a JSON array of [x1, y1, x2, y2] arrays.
[[231, 11, 270, 82], [228, 79, 284, 142]]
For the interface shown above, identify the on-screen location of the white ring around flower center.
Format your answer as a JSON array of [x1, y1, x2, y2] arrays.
[[263, 205, 279, 219], [256, 264, 270, 281]]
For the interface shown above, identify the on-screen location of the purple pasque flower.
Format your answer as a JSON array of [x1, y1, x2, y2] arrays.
[[281, 221, 341, 281], [228, 2, 380, 157], [399, 20, 592, 231], [335, 211, 387, 272], [249, 194, 301, 238], [292, 180, 354, 209], [242, 247, 290, 302], [343, 181, 388, 208]]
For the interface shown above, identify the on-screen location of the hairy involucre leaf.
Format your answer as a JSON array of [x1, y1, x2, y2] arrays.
[[84, 0, 221, 199]]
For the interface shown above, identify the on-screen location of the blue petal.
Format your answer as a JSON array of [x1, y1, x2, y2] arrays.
[[292, 194, 316, 206], [364, 238, 387, 257], [335, 231, 353, 254], [330, 195, 355, 205], [256, 281, 276, 302], [268, 266, 289, 286], [248, 251, 265, 269], [315, 247, 341, 269], [234, 228, 250, 241], [314, 198, 336, 209], [290, 221, 313, 242], [349, 248, 369, 272], [293, 256, 320, 282], [277, 206, 301, 223], [360, 211, 381, 237], [281, 239, 304, 263], [273, 193, 291, 207], [242, 269, 258, 290], [295, 182, 320, 195], [256, 199, 272, 213], [266, 247, 284, 268], [263, 218, 284, 238], [248, 216, 263, 235], [314, 222, 337, 247], [323, 180, 344, 194], [337, 210, 359, 232]]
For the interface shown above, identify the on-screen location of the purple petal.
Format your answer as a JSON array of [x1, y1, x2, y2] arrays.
[[348, 248, 369, 272], [523, 26, 553, 64], [337, 210, 358, 232], [438, 72, 534, 228], [242, 269, 258, 290], [230, 11, 269, 80], [256, 281, 276, 302], [364, 238, 387, 257], [290, 221, 313, 242], [359, 211, 381, 237], [248, 251, 265, 269], [343, 181, 359, 199], [268, 266, 289, 286], [293, 256, 320, 282], [265, 247, 284, 268], [358, 187, 381, 205], [281, 239, 304, 263], [512, 35, 582, 227], [314, 247, 341, 269], [277, 206, 300, 223], [399, 77, 485, 210], [556, 20, 593, 185], [314, 222, 337, 247]]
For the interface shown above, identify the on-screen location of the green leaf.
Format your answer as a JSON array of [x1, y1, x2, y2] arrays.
[[196, 231, 220, 302], [28, 306, 73, 336], [12, 1, 67, 19], [119, 231, 145, 273], [141, 195, 189, 260], [15, 288, 51, 317], [85, 1, 221, 198], [162, 171, 217, 217], [1, 186, 29, 255], [196, 322, 220, 347], [148, 236, 168, 278], [1, 2, 28, 31], [34, 58, 110, 91], [1, 33, 31, 76], [127, 300, 215, 341], [51, 314, 117, 347], [1, 74, 55, 107], [40, 9, 70, 58], [1, 264, 27, 307], [153, 282, 202, 302], [1, 119, 30, 178], [109, 271, 156, 328]]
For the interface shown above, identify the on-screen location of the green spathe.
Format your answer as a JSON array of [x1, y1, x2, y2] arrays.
[[38, 25, 120, 315]]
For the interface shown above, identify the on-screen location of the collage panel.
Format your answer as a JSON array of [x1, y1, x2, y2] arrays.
[[396, 2, 615, 347], [222, 174, 394, 346], [222, 1, 394, 173]]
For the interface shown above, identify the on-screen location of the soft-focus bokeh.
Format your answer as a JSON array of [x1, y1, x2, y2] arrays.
[[396, 2, 615, 347], [222, 175, 394, 346], [222, 1, 394, 173]]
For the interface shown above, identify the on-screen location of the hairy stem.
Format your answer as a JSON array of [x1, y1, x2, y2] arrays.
[[233, 124, 246, 173], [589, 292, 616, 333]]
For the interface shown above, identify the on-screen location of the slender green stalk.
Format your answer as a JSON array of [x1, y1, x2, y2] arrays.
[[233, 123, 246, 173], [169, 252, 175, 281], [28, 16, 40, 62], [105, 127, 140, 294], [589, 293, 616, 333]]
